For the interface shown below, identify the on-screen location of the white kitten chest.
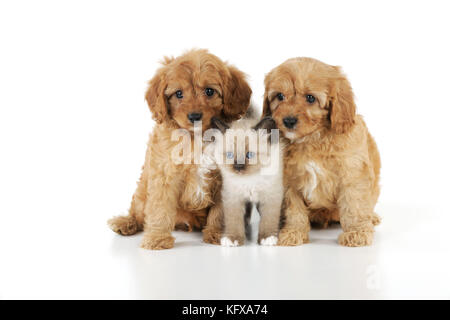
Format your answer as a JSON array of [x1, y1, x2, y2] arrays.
[[222, 171, 282, 204]]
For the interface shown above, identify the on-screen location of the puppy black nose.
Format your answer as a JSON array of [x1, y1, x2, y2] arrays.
[[283, 117, 298, 129], [233, 163, 245, 171], [188, 112, 203, 123]]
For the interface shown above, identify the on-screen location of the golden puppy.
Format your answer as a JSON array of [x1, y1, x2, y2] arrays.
[[263, 57, 380, 247], [108, 49, 251, 249]]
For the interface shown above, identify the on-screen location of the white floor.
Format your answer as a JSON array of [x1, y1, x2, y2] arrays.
[[1, 202, 449, 299]]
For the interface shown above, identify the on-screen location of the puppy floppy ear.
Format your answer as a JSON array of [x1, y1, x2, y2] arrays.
[[145, 69, 170, 124], [222, 65, 252, 121], [328, 68, 356, 134]]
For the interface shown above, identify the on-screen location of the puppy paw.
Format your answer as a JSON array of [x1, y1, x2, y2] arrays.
[[371, 213, 381, 226], [338, 230, 373, 247], [277, 229, 308, 246], [220, 236, 242, 247], [108, 216, 139, 236], [202, 227, 222, 245], [259, 236, 278, 246], [141, 233, 175, 250]]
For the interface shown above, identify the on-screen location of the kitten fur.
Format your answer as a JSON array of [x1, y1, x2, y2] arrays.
[[210, 105, 284, 246]]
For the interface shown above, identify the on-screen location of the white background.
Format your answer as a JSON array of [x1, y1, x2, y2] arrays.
[[1, 0, 450, 299]]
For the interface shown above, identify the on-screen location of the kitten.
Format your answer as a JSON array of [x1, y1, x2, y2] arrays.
[[209, 107, 284, 246]]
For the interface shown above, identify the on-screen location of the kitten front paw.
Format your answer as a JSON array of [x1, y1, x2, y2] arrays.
[[259, 236, 278, 246], [220, 236, 243, 247], [259, 235, 278, 246]]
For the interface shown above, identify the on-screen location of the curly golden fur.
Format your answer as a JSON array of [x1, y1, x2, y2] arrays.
[[263, 57, 381, 247], [108, 49, 251, 249]]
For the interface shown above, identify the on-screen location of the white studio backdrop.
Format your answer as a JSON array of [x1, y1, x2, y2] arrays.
[[0, 0, 449, 299]]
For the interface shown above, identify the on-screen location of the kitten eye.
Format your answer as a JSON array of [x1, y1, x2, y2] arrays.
[[205, 88, 215, 97], [226, 152, 234, 159], [246, 151, 255, 159], [277, 93, 285, 101], [175, 90, 183, 99], [306, 94, 315, 104]]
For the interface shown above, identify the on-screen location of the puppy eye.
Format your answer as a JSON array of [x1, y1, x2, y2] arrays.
[[205, 88, 215, 97], [277, 93, 285, 101], [175, 90, 183, 99], [226, 152, 234, 159], [306, 94, 315, 104], [246, 152, 255, 159]]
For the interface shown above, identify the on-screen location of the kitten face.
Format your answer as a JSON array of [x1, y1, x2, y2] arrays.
[[211, 117, 277, 176], [222, 131, 266, 175]]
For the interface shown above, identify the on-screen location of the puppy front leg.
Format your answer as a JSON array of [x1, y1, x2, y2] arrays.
[[221, 201, 246, 247], [278, 188, 310, 246], [337, 183, 376, 247], [140, 176, 181, 250], [203, 201, 223, 245]]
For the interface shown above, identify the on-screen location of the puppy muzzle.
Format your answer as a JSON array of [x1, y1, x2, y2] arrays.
[[283, 117, 298, 129]]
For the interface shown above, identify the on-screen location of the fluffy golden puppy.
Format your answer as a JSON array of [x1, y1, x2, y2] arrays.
[[108, 49, 251, 249], [263, 57, 381, 247]]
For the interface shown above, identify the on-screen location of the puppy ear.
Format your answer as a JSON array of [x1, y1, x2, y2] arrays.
[[222, 65, 252, 121], [328, 68, 356, 134], [211, 117, 229, 134], [145, 69, 169, 124]]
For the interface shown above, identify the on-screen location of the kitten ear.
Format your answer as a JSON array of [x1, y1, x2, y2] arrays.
[[253, 117, 277, 131], [254, 117, 278, 144], [211, 117, 230, 134]]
